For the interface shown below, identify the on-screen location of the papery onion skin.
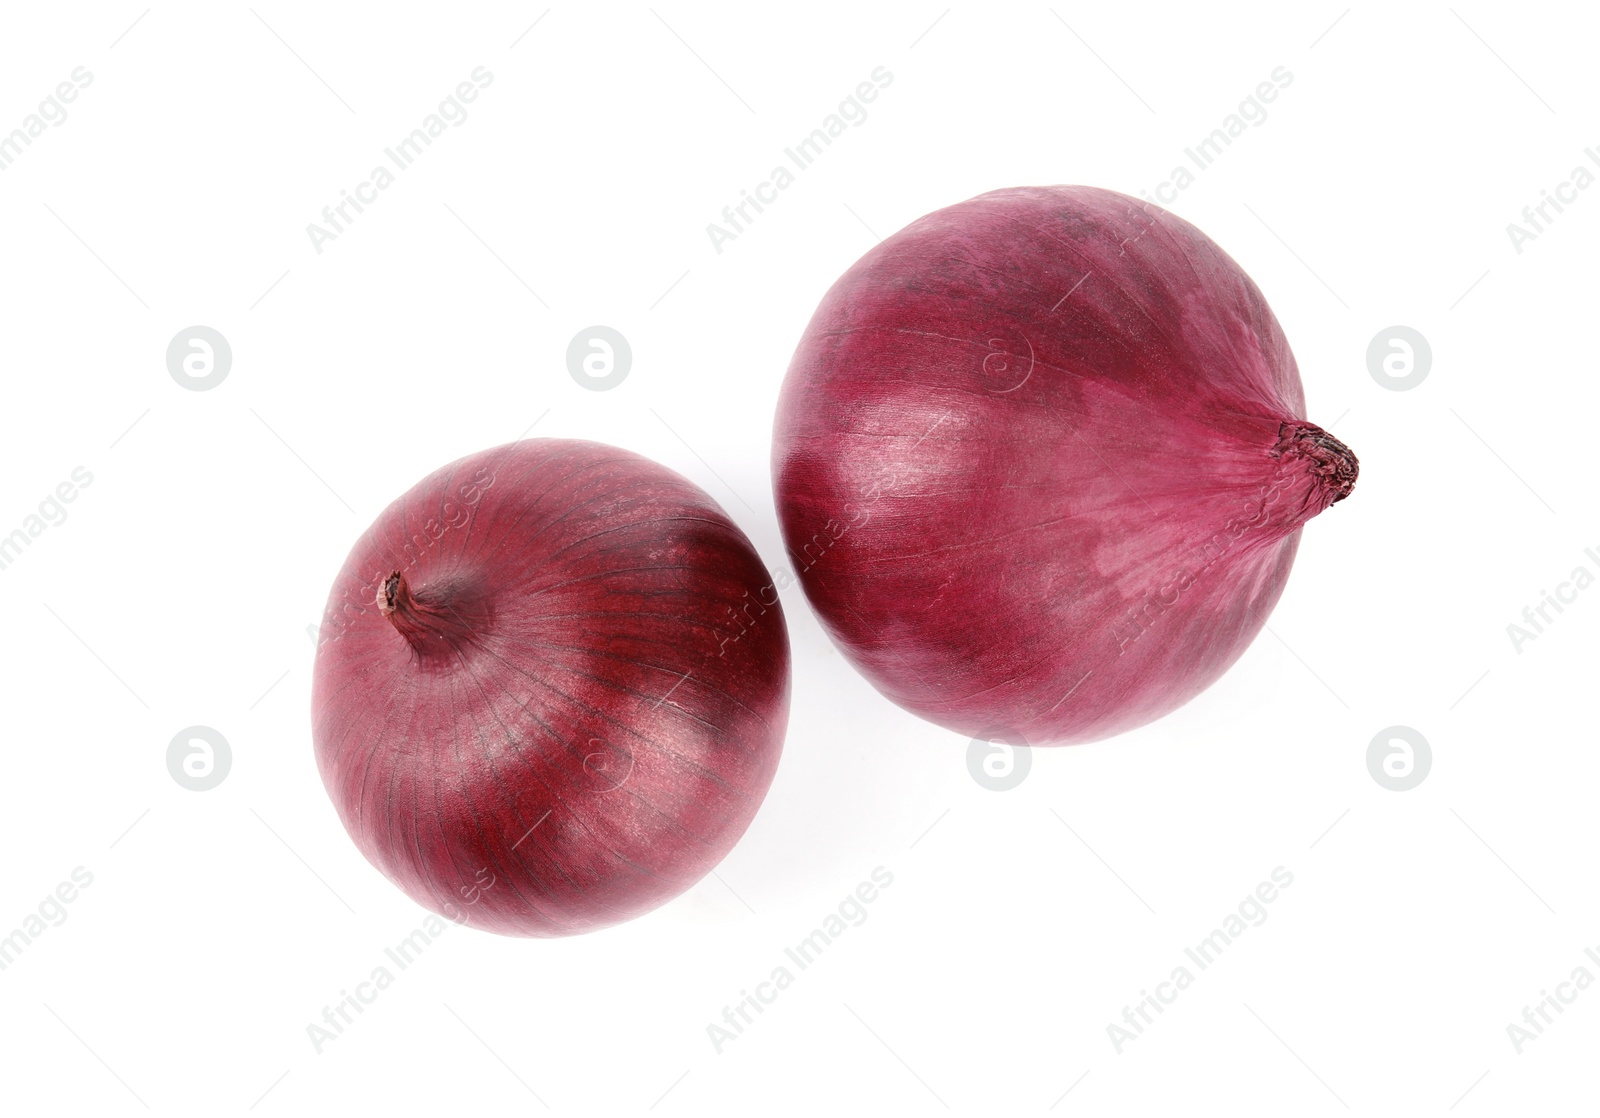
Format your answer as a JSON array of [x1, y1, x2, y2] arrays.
[[312, 439, 789, 937], [773, 185, 1356, 746]]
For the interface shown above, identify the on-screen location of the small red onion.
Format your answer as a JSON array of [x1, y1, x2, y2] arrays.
[[313, 439, 789, 936], [773, 186, 1356, 745]]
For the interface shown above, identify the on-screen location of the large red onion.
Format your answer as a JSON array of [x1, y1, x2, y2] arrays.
[[312, 439, 789, 936], [773, 185, 1356, 745]]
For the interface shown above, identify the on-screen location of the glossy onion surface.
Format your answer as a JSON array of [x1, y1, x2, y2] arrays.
[[313, 439, 790, 936], [774, 186, 1356, 745]]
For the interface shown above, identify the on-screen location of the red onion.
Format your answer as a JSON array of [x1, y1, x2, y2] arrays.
[[773, 186, 1356, 745], [312, 439, 789, 936]]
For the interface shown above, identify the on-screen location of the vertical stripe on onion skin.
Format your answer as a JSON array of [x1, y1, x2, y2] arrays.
[[773, 185, 1357, 746], [313, 439, 790, 937]]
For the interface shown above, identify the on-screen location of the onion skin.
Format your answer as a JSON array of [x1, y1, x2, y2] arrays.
[[313, 440, 789, 937], [773, 185, 1356, 746]]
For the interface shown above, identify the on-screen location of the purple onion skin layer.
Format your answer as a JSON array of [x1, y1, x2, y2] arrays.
[[313, 439, 789, 937], [773, 186, 1356, 746]]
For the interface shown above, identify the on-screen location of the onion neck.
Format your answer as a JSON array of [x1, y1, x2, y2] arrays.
[[377, 571, 485, 661], [1260, 421, 1359, 532]]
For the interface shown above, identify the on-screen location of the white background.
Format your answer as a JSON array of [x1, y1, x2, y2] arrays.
[[1, 2, 1594, 1114]]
